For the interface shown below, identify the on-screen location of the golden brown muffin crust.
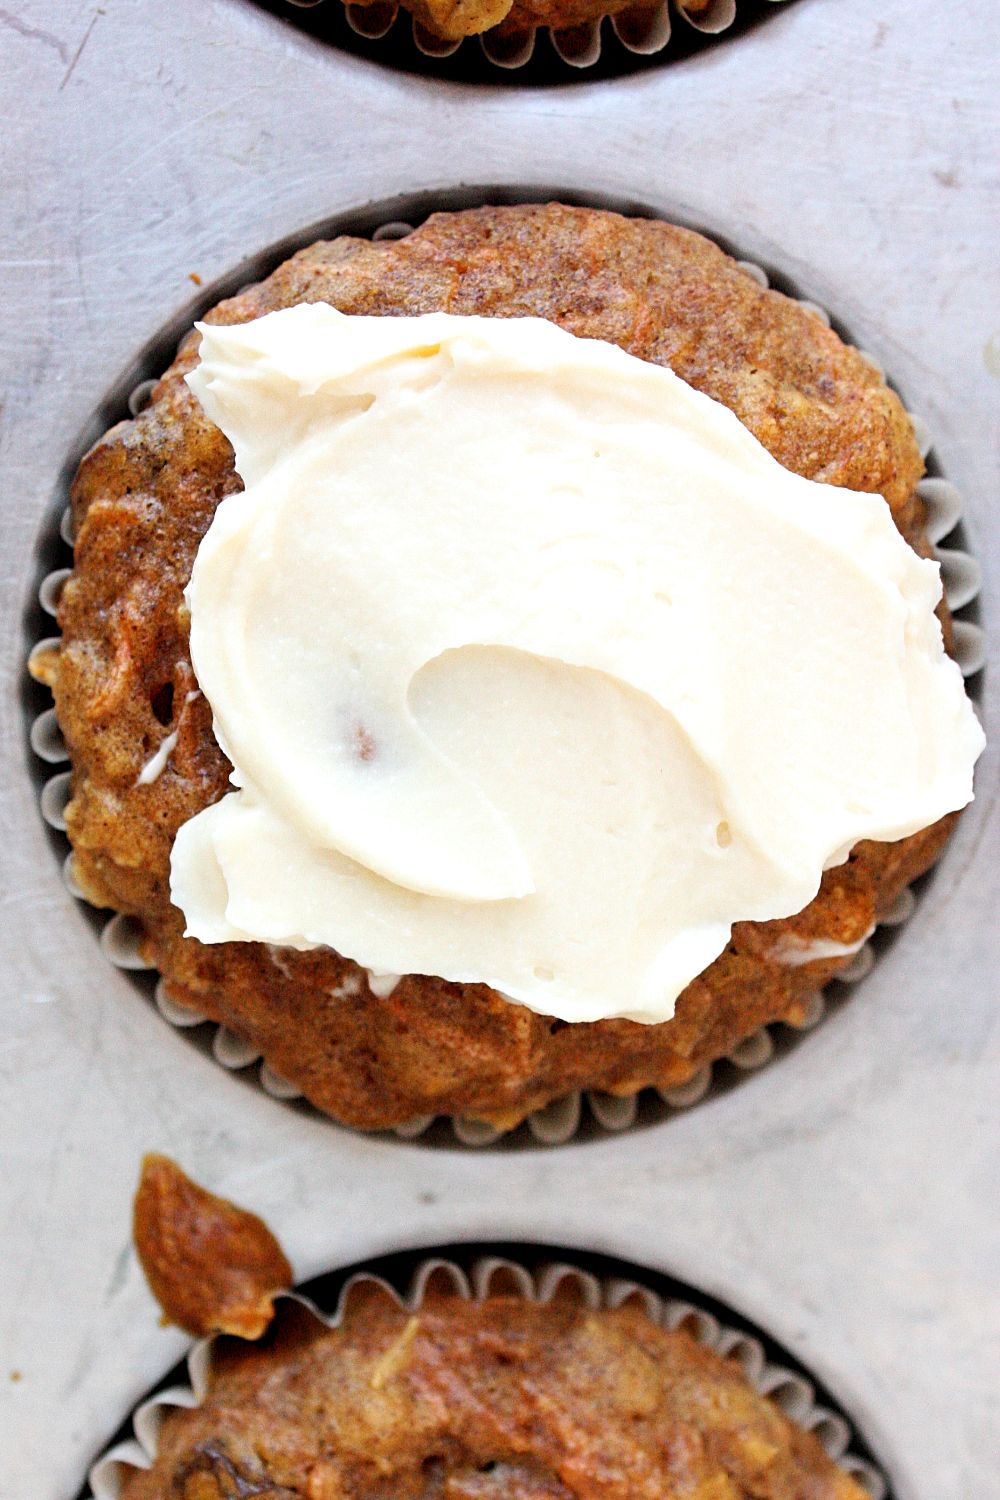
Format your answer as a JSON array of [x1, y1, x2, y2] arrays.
[[52, 203, 952, 1130], [120, 1287, 866, 1500]]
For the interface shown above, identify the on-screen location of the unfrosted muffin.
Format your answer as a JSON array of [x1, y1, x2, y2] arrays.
[[351, 0, 711, 45], [117, 1158, 869, 1499], [121, 1292, 867, 1499], [46, 203, 968, 1132]]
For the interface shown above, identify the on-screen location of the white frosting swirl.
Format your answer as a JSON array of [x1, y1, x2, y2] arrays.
[[170, 306, 983, 1024]]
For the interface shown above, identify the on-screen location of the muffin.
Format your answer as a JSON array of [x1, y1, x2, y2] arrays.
[[119, 1159, 869, 1500], [122, 1293, 868, 1499], [44, 202, 978, 1132], [349, 0, 714, 48]]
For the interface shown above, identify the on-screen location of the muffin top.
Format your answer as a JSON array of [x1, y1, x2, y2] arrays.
[[57, 200, 931, 923], [375, 0, 720, 45], [120, 1283, 866, 1500]]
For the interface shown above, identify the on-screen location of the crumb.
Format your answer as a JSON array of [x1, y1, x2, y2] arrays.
[[134, 1154, 291, 1339], [9, 1370, 22, 1383], [352, 722, 376, 762], [189, 272, 203, 286]]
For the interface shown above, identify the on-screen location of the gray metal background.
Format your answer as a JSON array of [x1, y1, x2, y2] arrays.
[[1, 1, 998, 1496]]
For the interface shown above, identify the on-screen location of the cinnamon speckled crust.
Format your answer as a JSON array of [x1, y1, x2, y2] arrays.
[[133, 1156, 292, 1339], [53, 203, 954, 1131], [119, 1286, 866, 1500]]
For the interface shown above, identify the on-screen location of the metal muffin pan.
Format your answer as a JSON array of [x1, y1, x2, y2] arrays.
[[24, 187, 984, 1147], [3, 4, 997, 1499]]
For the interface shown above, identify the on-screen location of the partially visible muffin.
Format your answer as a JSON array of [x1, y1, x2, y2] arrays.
[[122, 1161, 866, 1498], [49, 202, 959, 1131], [353, 0, 712, 44], [121, 1282, 865, 1500]]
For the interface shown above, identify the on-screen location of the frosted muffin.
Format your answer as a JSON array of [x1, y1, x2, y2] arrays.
[[44, 203, 981, 1131], [119, 1158, 869, 1500]]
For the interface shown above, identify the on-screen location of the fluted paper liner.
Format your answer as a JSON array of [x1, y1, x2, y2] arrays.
[[28, 208, 986, 1148], [83, 1252, 889, 1500], [283, 0, 791, 72]]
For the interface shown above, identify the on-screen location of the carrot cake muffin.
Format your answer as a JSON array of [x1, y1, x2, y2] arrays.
[[123, 1292, 869, 1499], [122, 1158, 868, 1500], [44, 203, 983, 1132], [352, 0, 712, 46]]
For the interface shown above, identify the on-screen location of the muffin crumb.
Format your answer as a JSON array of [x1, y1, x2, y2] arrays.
[[133, 1154, 291, 1338]]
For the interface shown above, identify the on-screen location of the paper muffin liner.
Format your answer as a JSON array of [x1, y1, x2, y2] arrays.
[[27, 201, 986, 1150], [83, 1248, 890, 1499], [275, 0, 792, 73]]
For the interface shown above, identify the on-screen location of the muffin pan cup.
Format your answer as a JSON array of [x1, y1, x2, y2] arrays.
[[83, 1246, 889, 1499], [26, 191, 986, 1149], [268, 0, 792, 75]]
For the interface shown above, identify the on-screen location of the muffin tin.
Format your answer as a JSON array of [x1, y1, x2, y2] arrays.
[[83, 1244, 889, 1499], [24, 187, 986, 1147], [4, 4, 997, 1499]]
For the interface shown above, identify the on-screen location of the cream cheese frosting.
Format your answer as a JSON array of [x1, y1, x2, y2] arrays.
[[170, 304, 983, 1024]]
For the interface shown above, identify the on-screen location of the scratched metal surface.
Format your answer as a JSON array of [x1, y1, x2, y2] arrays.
[[1, 1, 998, 1496]]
